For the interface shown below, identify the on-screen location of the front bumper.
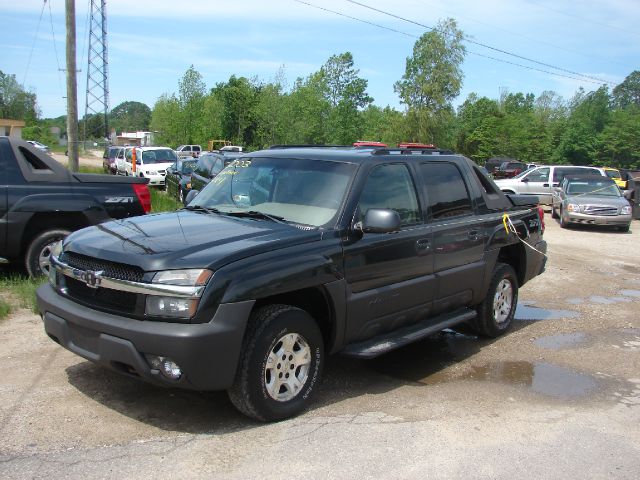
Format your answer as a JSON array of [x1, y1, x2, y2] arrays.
[[37, 283, 254, 391], [565, 212, 632, 226]]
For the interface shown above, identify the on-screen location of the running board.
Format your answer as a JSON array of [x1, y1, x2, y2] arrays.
[[341, 308, 477, 359]]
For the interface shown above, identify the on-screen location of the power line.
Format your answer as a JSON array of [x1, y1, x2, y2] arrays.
[[22, 0, 47, 87], [47, 0, 64, 99], [343, 0, 616, 86], [293, 0, 611, 86]]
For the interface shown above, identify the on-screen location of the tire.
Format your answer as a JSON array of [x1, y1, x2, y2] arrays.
[[25, 229, 71, 277], [551, 206, 559, 219], [472, 263, 518, 338], [228, 305, 324, 422], [559, 208, 569, 229], [618, 224, 630, 233]]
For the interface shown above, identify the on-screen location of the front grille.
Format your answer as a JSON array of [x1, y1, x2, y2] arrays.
[[65, 277, 138, 314], [60, 252, 144, 282], [583, 206, 618, 216]]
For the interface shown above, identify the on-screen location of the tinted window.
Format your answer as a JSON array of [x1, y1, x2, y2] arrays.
[[525, 167, 549, 182], [420, 163, 473, 220], [210, 157, 224, 176], [194, 155, 215, 175], [358, 163, 420, 226], [553, 167, 600, 182]]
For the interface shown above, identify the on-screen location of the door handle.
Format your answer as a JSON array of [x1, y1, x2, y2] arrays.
[[543, 183, 549, 187], [416, 238, 430, 250]]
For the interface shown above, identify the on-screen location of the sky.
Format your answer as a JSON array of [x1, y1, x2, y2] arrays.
[[0, 0, 638, 119]]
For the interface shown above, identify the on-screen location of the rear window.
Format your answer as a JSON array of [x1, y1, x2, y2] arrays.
[[420, 162, 473, 220]]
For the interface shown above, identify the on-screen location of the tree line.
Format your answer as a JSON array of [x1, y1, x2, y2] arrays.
[[4, 18, 639, 168]]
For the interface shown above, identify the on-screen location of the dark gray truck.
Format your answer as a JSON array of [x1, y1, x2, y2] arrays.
[[0, 137, 151, 276], [37, 146, 547, 421]]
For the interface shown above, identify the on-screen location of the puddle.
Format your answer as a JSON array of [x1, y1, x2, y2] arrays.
[[619, 290, 640, 298], [566, 298, 584, 305], [535, 332, 589, 350], [422, 361, 597, 399], [609, 328, 640, 352], [589, 296, 632, 304], [515, 305, 580, 321]]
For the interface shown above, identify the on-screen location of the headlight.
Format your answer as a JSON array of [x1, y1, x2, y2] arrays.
[[567, 203, 581, 213], [621, 205, 632, 215], [153, 269, 212, 286], [147, 170, 158, 175], [145, 269, 212, 319]]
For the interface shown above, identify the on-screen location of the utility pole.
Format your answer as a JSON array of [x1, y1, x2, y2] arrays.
[[84, 0, 110, 142], [65, 0, 79, 172]]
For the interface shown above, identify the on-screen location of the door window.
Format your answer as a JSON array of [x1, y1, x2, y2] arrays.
[[525, 167, 549, 182], [358, 163, 420, 226], [420, 163, 473, 220]]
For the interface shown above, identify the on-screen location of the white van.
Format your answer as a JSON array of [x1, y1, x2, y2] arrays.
[[494, 165, 604, 205], [117, 147, 178, 186]]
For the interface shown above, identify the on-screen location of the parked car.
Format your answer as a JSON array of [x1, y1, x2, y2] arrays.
[[102, 146, 123, 174], [189, 152, 226, 193], [118, 147, 178, 187], [165, 157, 198, 204], [37, 145, 547, 421], [176, 144, 202, 158], [484, 157, 512, 175], [494, 165, 604, 205], [493, 161, 527, 179], [0, 137, 151, 277], [551, 175, 632, 231], [26, 140, 50, 153]]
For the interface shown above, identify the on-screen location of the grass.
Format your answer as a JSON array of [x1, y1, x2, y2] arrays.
[[0, 274, 44, 319], [150, 188, 182, 213]]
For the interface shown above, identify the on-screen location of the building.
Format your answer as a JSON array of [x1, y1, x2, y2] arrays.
[[0, 119, 25, 139], [112, 131, 154, 147]]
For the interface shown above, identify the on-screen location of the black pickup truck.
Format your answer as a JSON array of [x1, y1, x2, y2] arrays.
[[0, 137, 151, 276], [37, 146, 547, 421]]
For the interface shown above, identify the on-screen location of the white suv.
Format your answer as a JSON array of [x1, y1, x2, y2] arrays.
[[117, 147, 178, 186], [175, 145, 202, 158], [494, 165, 604, 205]]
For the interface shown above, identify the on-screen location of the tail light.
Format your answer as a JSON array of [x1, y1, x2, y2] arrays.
[[537, 205, 545, 233], [132, 183, 152, 214]]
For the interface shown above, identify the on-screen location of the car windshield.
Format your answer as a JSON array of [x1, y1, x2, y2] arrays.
[[181, 160, 197, 174], [142, 149, 178, 163], [566, 181, 621, 197], [190, 157, 357, 227]]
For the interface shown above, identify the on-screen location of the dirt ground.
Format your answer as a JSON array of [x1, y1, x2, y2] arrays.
[[1, 218, 639, 479]]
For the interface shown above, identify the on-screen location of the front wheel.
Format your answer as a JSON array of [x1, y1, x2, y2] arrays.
[[228, 305, 324, 422], [472, 263, 518, 338], [25, 229, 71, 277]]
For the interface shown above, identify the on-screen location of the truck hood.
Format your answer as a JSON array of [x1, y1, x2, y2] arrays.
[[63, 210, 322, 272]]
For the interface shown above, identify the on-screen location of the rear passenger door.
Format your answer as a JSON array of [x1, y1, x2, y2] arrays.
[[419, 162, 485, 313], [343, 163, 435, 343]]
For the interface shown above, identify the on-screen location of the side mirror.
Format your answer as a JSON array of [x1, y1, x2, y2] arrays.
[[360, 208, 401, 233], [553, 187, 562, 193], [184, 189, 199, 205], [136, 159, 141, 165], [521, 177, 529, 183], [623, 190, 632, 200]]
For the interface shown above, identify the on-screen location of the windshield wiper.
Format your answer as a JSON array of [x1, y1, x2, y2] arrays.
[[225, 210, 287, 223], [182, 205, 221, 215]]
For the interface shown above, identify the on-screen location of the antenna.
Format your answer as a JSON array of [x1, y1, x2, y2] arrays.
[[83, 0, 110, 141]]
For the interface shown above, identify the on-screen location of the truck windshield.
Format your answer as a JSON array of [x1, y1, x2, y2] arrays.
[[190, 157, 356, 227]]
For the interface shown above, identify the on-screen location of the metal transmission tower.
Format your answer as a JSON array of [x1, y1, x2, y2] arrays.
[[83, 0, 109, 141]]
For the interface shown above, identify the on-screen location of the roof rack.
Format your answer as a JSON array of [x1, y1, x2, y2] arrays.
[[397, 142, 435, 149], [353, 141, 388, 148], [372, 148, 455, 156], [269, 144, 351, 149]]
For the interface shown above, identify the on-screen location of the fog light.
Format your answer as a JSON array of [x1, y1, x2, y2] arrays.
[[145, 354, 182, 380]]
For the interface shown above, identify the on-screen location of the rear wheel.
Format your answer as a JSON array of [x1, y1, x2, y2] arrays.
[[472, 263, 518, 338], [25, 229, 70, 277], [228, 305, 324, 422]]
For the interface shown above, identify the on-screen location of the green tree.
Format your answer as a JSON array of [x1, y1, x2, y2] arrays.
[[178, 66, 207, 144], [110, 101, 151, 132], [612, 71, 640, 109], [0, 70, 38, 123], [595, 107, 640, 167], [394, 18, 466, 143], [213, 75, 259, 145], [150, 94, 181, 146]]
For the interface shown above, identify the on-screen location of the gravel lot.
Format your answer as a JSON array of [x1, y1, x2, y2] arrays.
[[1, 217, 639, 479]]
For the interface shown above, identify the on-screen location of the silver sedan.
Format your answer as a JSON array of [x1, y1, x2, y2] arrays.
[[551, 175, 632, 232]]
